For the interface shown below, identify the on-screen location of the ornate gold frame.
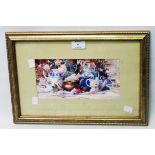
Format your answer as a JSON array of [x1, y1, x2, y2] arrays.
[[6, 31, 150, 125]]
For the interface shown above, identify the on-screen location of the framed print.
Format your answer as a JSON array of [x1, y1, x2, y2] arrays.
[[6, 31, 150, 125]]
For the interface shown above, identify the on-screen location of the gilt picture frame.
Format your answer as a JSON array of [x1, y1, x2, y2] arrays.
[[6, 31, 149, 125]]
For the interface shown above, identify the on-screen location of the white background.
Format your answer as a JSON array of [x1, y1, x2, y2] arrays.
[[0, 0, 155, 155], [0, 26, 154, 129]]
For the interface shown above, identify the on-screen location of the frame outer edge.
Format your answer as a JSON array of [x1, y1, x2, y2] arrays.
[[5, 33, 21, 123], [5, 31, 150, 125], [145, 31, 150, 125]]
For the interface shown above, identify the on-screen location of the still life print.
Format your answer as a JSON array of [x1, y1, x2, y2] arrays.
[[35, 59, 120, 99]]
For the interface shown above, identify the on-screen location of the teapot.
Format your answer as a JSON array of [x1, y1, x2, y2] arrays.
[[86, 77, 99, 90]]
